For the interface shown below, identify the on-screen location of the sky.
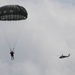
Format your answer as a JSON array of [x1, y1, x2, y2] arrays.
[[0, 0, 75, 75]]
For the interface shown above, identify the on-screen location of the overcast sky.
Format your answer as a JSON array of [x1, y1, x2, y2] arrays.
[[0, 0, 75, 75]]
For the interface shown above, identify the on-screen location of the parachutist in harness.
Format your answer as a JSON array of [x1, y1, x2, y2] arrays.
[[0, 5, 28, 60], [10, 48, 14, 60]]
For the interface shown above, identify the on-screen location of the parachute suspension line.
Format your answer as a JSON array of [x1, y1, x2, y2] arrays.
[[12, 24, 25, 50], [0, 25, 11, 50]]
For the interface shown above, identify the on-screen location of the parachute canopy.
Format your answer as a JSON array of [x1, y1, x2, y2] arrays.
[[0, 5, 28, 21]]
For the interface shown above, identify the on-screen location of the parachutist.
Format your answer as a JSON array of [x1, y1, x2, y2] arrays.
[[10, 50, 14, 60], [0, 5, 28, 60]]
